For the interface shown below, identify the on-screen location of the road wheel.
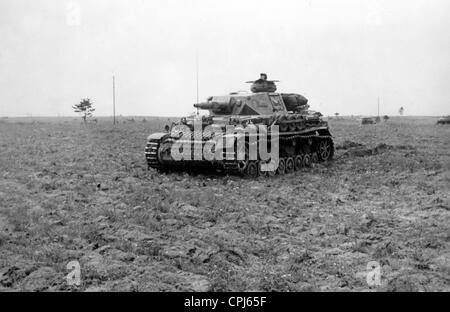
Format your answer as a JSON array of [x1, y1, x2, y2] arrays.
[[279, 123, 288, 132], [261, 160, 276, 177], [311, 152, 319, 163], [277, 158, 286, 175], [288, 123, 297, 132], [294, 155, 303, 170], [303, 154, 311, 167], [245, 161, 260, 178], [285, 157, 295, 173]]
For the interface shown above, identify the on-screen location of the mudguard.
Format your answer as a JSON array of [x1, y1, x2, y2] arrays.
[[146, 132, 169, 141]]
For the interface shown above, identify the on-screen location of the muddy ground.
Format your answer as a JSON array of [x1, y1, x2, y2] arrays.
[[0, 116, 449, 291]]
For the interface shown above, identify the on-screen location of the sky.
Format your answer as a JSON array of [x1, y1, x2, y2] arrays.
[[0, 0, 449, 117]]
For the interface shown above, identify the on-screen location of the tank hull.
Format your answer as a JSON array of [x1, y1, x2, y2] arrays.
[[145, 124, 334, 177]]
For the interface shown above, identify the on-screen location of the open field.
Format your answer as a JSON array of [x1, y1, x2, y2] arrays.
[[0, 116, 449, 291]]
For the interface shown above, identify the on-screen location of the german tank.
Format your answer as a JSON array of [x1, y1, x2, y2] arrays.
[[145, 74, 334, 177], [437, 116, 450, 125]]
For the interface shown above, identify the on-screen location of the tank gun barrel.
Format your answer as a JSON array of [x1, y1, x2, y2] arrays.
[[194, 101, 231, 110]]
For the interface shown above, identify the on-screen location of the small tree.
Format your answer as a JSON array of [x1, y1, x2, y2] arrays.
[[399, 107, 404, 116], [335, 112, 339, 119], [383, 115, 389, 122], [73, 98, 95, 123]]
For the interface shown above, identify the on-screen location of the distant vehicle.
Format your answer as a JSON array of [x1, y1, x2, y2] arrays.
[[437, 116, 450, 125], [361, 117, 377, 125]]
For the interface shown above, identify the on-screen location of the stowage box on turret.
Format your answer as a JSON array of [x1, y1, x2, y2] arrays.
[[145, 75, 334, 177]]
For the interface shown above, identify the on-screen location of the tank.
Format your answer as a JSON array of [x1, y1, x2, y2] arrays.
[[361, 117, 377, 125], [145, 76, 334, 177], [437, 116, 450, 125]]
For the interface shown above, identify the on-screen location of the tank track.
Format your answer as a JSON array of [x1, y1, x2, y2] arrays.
[[145, 133, 333, 178], [145, 139, 161, 170]]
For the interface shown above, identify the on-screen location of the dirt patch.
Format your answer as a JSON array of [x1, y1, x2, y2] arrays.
[[337, 141, 417, 158], [335, 140, 365, 150]]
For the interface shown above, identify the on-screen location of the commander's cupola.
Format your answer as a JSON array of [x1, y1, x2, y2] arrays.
[[246, 73, 279, 93]]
